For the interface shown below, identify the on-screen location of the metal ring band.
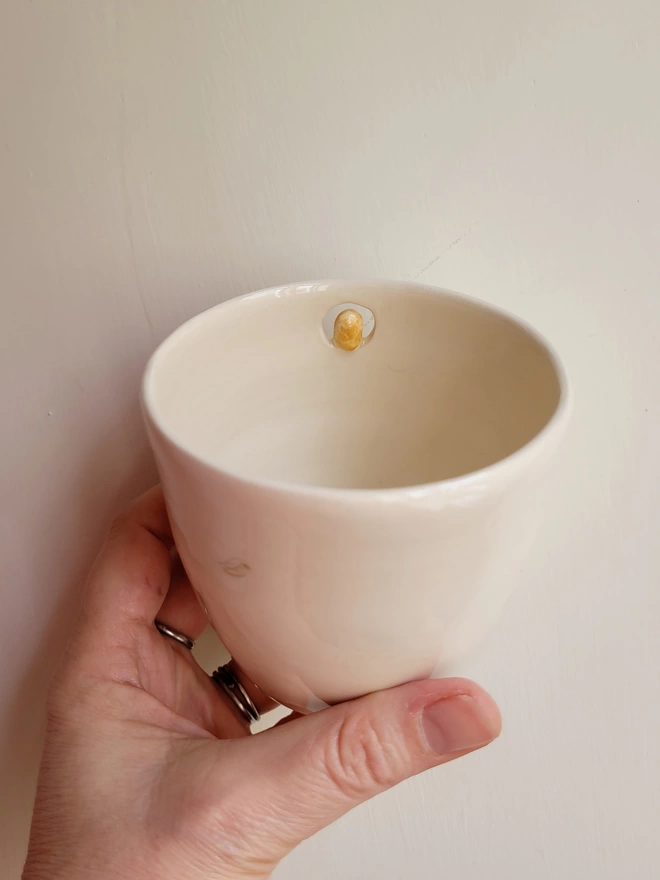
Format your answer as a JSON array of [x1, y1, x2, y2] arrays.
[[154, 619, 195, 651], [212, 663, 261, 725]]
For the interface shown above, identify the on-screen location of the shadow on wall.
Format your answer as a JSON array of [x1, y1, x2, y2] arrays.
[[0, 261, 326, 875], [1, 423, 158, 869]]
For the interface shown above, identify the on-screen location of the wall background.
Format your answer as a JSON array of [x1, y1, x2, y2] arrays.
[[1, 2, 659, 877]]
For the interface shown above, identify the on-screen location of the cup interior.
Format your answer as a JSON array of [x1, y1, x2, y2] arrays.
[[145, 282, 564, 490]]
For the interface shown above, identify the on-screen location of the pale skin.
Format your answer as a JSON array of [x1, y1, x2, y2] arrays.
[[22, 487, 501, 880]]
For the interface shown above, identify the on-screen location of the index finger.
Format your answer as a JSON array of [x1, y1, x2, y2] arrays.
[[81, 486, 174, 635]]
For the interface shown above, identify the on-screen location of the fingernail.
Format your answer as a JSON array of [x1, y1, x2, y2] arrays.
[[422, 695, 497, 756]]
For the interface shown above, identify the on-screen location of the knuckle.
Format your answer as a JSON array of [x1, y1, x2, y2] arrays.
[[106, 511, 148, 550], [44, 648, 78, 713], [45, 665, 96, 726], [44, 678, 82, 732], [106, 511, 131, 541], [43, 639, 117, 729], [323, 709, 405, 797], [44, 681, 66, 726]]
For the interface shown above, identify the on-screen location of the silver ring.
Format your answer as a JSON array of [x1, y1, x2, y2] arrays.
[[155, 619, 195, 650], [212, 663, 261, 725]]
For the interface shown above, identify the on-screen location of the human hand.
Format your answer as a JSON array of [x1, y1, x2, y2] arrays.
[[22, 487, 501, 880]]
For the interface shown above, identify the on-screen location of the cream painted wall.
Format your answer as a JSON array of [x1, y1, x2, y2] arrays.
[[1, 1, 659, 877]]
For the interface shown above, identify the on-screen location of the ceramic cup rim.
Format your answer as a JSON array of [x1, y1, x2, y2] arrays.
[[142, 279, 571, 501]]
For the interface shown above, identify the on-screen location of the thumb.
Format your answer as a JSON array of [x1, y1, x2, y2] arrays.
[[232, 678, 500, 854]]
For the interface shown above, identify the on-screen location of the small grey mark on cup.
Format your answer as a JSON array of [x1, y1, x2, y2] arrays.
[[220, 559, 250, 577]]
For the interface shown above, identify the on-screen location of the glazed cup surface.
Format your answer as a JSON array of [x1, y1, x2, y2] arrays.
[[142, 280, 569, 712]]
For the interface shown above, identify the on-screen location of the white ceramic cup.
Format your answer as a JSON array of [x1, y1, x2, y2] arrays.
[[142, 280, 569, 713]]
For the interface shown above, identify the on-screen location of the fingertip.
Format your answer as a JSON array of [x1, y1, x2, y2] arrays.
[[420, 692, 500, 757], [155, 556, 209, 641], [82, 486, 174, 630], [122, 485, 172, 545], [466, 686, 502, 740], [405, 677, 498, 716], [397, 678, 500, 758]]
